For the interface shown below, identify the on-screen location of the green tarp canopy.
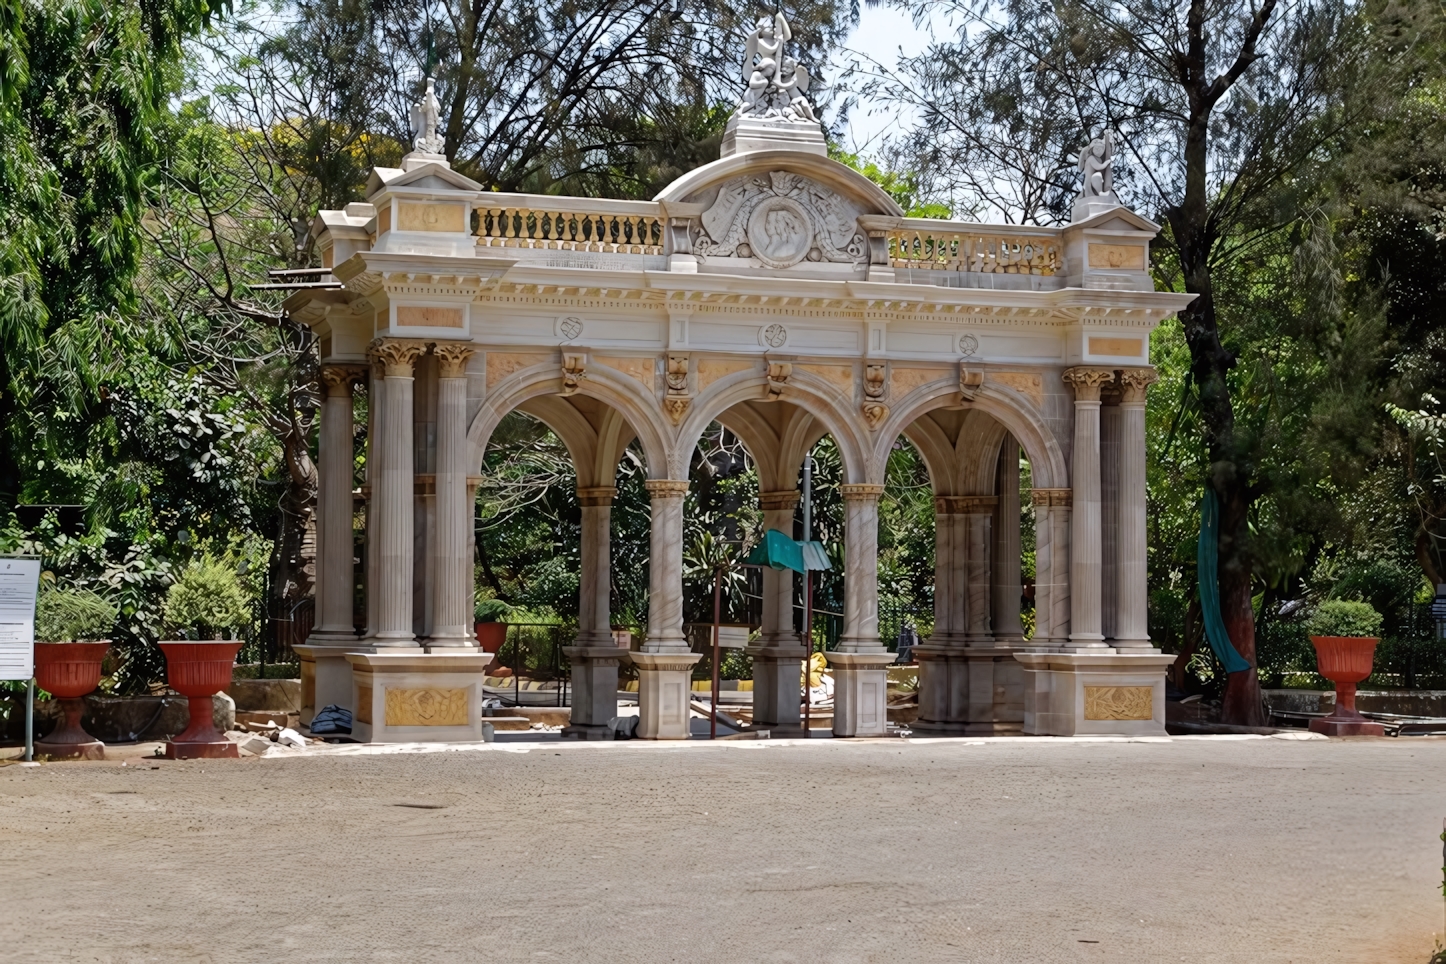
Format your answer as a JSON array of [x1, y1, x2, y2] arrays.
[[745, 528, 831, 574]]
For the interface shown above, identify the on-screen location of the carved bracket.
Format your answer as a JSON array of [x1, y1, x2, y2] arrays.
[[664, 352, 691, 424], [861, 401, 889, 429], [562, 352, 587, 394], [959, 365, 985, 401], [766, 361, 792, 399]]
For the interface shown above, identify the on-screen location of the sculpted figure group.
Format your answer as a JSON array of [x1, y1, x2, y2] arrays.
[[736, 13, 818, 123]]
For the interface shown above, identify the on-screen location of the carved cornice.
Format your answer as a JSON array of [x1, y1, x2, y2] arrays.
[[368, 338, 428, 377], [1118, 366, 1160, 403], [759, 489, 801, 511], [432, 343, 477, 378], [644, 479, 689, 499], [1030, 488, 1072, 507], [576, 486, 617, 507], [841, 483, 886, 502], [1062, 366, 1116, 402], [321, 365, 366, 395]]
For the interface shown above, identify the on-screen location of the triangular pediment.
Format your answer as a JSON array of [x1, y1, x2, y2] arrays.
[[367, 163, 483, 198]]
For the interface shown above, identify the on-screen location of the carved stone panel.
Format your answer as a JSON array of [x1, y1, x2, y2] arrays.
[[384, 686, 470, 726], [693, 172, 866, 267], [1083, 685, 1153, 720]]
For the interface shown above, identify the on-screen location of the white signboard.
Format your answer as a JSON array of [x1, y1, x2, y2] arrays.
[[0, 557, 41, 681]]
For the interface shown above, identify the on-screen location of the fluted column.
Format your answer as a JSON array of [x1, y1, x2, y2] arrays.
[[930, 499, 963, 648], [1031, 488, 1072, 648], [428, 344, 477, 648], [575, 486, 617, 646], [363, 360, 382, 641], [1062, 367, 1114, 650], [369, 339, 427, 646], [838, 484, 886, 652], [1116, 368, 1159, 650], [642, 479, 689, 652], [757, 490, 801, 648], [311, 366, 363, 640], [960, 496, 996, 646], [993, 438, 1024, 645]]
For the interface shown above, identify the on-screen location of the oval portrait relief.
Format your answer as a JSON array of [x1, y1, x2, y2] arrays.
[[746, 197, 813, 269]]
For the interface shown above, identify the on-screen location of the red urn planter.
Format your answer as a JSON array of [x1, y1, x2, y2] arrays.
[[33, 641, 111, 760], [160, 641, 243, 759], [474, 622, 507, 654], [1308, 636, 1386, 737]]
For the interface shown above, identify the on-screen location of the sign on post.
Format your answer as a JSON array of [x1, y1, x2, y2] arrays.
[[0, 557, 41, 681]]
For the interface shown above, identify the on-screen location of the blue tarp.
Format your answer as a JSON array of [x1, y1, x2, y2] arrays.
[[1197, 489, 1251, 674], [745, 528, 831, 574]]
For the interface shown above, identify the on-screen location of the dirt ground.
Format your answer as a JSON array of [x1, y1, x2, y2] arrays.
[[0, 735, 1442, 963]]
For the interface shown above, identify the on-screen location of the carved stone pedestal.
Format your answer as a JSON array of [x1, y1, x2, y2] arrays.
[[1015, 652, 1177, 736], [562, 646, 626, 740], [294, 643, 360, 725], [749, 645, 807, 738], [345, 652, 493, 743], [629, 651, 702, 740], [914, 645, 1025, 735], [827, 652, 895, 737]]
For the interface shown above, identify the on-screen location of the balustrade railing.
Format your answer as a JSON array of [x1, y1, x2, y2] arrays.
[[889, 223, 1061, 276], [476, 197, 664, 255]]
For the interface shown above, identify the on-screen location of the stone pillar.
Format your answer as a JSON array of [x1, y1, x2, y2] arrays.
[[831, 484, 894, 737], [563, 485, 622, 740], [1031, 489, 1072, 648], [915, 497, 966, 734], [751, 490, 805, 736], [960, 496, 996, 647], [369, 339, 427, 647], [1100, 399, 1122, 642], [1116, 368, 1159, 651], [632, 479, 700, 739], [427, 344, 477, 649], [993, 438, 1024, 645], [311, 366, 363, 641], [363, 360, 382, 641], [1062, 367, 1115, 650]]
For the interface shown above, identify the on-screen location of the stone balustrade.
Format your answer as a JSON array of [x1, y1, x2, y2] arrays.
[[888, 221, 1062, 276], [475, 194, 664, 255]]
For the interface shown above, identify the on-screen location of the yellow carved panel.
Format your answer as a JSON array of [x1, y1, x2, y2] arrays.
[[384, 687, 470, 726], [377, 206, 391, 235], [1084, 685, 1154, 720], [696, 359, 753, 393], [989, 371, 1044, 408], [595, 356, 655, 392], [396, 306, 464, 328], [1087, 243, 1146, 270], [889, 367, 941, 398], [797, 363, 854, 395], [1088, 337, 1144, 358], [486, 352, 553, 387], [355, 685, 373, 725], [397, 202, 467, 233]]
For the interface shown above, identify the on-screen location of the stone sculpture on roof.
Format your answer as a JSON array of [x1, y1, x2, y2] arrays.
[[735, 13, 817, 123], [409, 76, 446, 156]]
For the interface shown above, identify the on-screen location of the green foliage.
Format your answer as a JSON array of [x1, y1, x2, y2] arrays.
[[474, 598, 513, 623], [34, 586, 118, 642], [163, 560, 249, 639], [1305, 600, 1384, 638], [829, 147, 950, 218]]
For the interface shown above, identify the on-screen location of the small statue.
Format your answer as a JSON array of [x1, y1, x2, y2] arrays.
[[734, 12, 818, 124], [776, 56, 815, 122], [409, 76, 446, 155], [1078, 129, 1117, 199]]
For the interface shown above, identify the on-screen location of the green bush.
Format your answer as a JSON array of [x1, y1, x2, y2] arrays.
[[34, 588, 118, 642], [163, 562, 250, 640], [474, 598, 514, 623], [1305, 599, 1384, 639]]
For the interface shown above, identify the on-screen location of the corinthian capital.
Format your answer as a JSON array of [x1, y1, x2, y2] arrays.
[[1062, 366, 1116, 402], [320, 365, 365, 395], [432, 342, 477, 378], [368, 338, 427, 377], [1118, 367, 1160, 403]]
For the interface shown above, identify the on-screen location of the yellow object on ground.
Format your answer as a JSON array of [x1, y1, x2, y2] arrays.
[[801, 651, 827, 688]]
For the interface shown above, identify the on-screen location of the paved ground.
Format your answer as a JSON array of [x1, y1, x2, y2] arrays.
[[0, 735, 1442, 963]]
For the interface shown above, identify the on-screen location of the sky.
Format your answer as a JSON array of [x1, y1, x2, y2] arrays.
[[827, 4, 938, 153]]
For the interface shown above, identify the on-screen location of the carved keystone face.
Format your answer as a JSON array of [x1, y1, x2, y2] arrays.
[[747, 197, 812, 268]]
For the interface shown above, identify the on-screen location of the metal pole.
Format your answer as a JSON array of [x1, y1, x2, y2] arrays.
[[802, 453, 812, 738], [711, 568, 721, 740], [24, 677, 34, 762]]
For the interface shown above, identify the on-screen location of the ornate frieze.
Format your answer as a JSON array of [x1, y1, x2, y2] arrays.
[[694, 171, 866, 269]]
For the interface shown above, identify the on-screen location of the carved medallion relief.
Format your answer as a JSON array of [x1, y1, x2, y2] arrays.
[[692, 172, 867, 269]]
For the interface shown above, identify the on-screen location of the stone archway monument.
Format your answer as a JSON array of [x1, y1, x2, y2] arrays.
[[288, 14, 1191, 743]]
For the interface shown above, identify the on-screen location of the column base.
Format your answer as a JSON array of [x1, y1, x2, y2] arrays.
[[294, 643, 364, 725], [1014, 652, 1177, 736], [748, 645, 806, 733], [914, 645, 1024, 733], [628, 651, 702, 739], [826, 651, 895, 737], [563, 646, 626, 733], [1308, 715, 1385, 737], [344, 652, 494, 744]]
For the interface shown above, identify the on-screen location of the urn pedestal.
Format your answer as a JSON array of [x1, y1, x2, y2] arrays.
[[33, 642, 111, 760], [1308, 636, 1385, 737], [160, 641, 243, 759]]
